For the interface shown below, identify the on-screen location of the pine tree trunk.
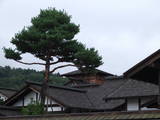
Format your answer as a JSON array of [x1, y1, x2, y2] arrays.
[[41, 59, 50, 112]]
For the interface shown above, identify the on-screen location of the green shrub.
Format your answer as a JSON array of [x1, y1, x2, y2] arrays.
[[21, 100, 44, 115]]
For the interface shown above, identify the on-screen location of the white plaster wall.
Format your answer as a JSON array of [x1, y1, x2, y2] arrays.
[[48, 107, 63, 112], [13, 91, 58, 106], [13, 90, 65, 112], [127, 98, 139, 111], [13, 91, 37, 106], [24, 91, 37, 106], [141, 107, 159, 111], [45, 97, 57, 105]]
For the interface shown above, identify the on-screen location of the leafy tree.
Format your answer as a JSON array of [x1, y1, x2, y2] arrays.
[[4, 8, 103, 106]]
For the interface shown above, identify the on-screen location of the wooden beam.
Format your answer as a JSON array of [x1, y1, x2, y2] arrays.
[[138, 98, 141, 111], [125, 98, 128, 111], [124, 50, 160, 78], [149, 63, 160, 70]]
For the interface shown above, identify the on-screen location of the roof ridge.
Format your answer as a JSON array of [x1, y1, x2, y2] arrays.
[[84, 93, 96, 108], [61, 69, 113, 76], [72, 84, 99, 88], [5, 85, 29, 105], [124, 49, 160, 77], [105, 75, 123, 80], [0, 87, 17, 91], [105, 79, 129, 99], [26, 81, 86, 93], [105, 79, 159, 100], [68, 77, 84, 81]]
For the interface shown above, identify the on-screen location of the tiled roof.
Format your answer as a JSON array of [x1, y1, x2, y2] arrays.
[[105, 79, 159, 100], [123, 49, 160, 84], [5, 80, 125, 110], [30, 84, 94, 109], [0, 88, 17, 98], [6, 77, 159, 111], [84, 78, 126, 110], [0, 105, 21, 116]]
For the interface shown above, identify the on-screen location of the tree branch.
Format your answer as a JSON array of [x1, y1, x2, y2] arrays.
[[50, 60, 60, 65], [50, 57, 65, 65], [50, 64, 76, 73], [15, 60, 45, 65]]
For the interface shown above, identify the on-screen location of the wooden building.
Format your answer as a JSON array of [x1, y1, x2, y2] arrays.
[[5, 78, 160, 113], [2, 49, 160, 116], [4, 80, 125, 113], [62, 69, 114, 85]]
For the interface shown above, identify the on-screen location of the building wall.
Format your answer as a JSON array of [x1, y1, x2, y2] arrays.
[[127, 98, 139, 111], [85, 75, 105, 84], [24, 91, 37, 106], [66, 74, 106, 85], [13, 91, 37, 106], [127, 97, 159, 111], [13, 91, 64, 112]]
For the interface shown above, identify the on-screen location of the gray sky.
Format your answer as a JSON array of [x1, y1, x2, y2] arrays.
[[0, 0, 160, 75]]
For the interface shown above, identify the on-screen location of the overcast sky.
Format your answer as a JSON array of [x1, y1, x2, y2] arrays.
[[0, 0, 160, 75]]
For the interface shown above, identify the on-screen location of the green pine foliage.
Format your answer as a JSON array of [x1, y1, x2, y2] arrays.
[[3, 8, 103, 106], [0, 66, 68, 89], [4, 8, 103, 74]]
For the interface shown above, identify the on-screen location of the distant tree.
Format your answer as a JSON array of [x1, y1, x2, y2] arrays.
[[4, 8, 103, 107], [0, 66, 68, 89]]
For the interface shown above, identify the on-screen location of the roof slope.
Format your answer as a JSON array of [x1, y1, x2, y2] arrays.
[[6, 78, 158, 111], [124, 49, 160, 78], [30, 81, 125, 110], [8, 77, 159, 111], [82, 78, 127, 110], [0, 105, 21, 116], [30, 84, 94, 109], [73, 77, 159, 109], [5, 80, 124, 110], [5, 81, 93, 109], [105, 79, 159, 99], [0, 88, 17, 98]]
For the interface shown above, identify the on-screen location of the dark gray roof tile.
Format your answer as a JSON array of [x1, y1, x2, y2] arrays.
[[85, 78, 126, 109], [105, 79, 159, 99], [0, 88, 17, 98], [6, 80, 125, 110]]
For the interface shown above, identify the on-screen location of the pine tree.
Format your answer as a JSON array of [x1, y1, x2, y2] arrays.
[[4, 8, 103, 107]]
